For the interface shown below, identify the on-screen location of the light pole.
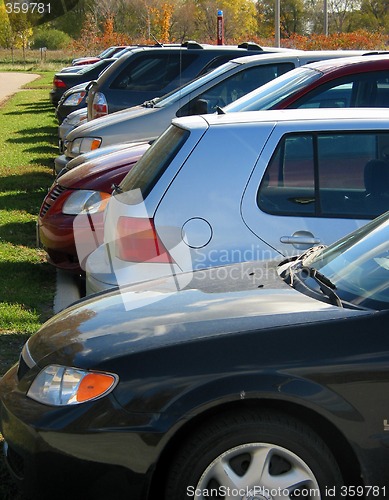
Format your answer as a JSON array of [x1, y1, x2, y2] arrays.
[[275, 0, 280, 47], [324, 0, 328, 35]]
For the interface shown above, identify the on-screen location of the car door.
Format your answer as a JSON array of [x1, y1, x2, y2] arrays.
[[241, 124, 389, 258]]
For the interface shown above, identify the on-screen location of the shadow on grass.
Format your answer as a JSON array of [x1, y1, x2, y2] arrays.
[[4, 101, 55, 116], [5, 123, 58, 168], [0, 221, 38, 247], [0, 332, 29, 376], [0, 261, 56, 322], [0, 170, 53, 193], [7, 126, 57, 145]]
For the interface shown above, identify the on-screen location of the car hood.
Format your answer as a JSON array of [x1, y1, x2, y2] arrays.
[[63, 82, 90, 96], [26, 261, 368, 369], [67, 105, 159, 137], [59, 142, 150, 190]]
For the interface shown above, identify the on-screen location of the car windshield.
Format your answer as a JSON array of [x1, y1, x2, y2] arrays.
[[290, 212, 389, 310], [150, 61, 239, 108], [224, 66, 322, 112]]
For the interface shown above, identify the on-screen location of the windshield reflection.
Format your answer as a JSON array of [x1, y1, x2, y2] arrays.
[[224, 67, 321, 112], [303, 213, 389, 310]]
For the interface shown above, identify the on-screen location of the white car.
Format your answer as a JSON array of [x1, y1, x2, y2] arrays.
[[84, 108, 389, 294]]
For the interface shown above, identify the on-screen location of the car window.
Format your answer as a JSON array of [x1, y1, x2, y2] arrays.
[[223, 67, 322, 112], [198, 55, 248, 75], [290, 72, 389, 108], [119, 125, 190, 201], [110, 53, 198, 91], [178, 63, 295, 116], [258, 131, 389, 219]]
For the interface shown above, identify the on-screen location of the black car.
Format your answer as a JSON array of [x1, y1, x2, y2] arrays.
[[49, 57, 118, 108], [1, 212, 389, 499], [84, 41, 289, 121], [56, 41, 282, 124]]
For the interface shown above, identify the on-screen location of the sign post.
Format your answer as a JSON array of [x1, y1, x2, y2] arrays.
[[217, 10, 224, 45]]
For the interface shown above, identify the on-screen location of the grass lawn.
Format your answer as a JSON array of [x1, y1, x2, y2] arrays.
[[0, 70, 58, 499]]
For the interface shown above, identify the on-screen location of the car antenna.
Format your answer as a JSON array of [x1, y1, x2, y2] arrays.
[[150, 33, 163, 47]]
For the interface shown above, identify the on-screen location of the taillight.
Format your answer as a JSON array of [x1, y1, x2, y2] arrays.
[[92, 92, 108, 119], [116, 217, 173, 263], [53, 77, 67, 89]]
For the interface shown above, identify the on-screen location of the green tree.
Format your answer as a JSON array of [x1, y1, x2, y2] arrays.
[[258, 0, 308, 37], [353, 0, 389, 31], [191, 0, 258, 42], [31, 27, 72, 49], [52, 0, 97, 39]]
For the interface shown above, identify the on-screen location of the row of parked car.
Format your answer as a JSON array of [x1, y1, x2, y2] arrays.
[[1, 43, 389, 500]]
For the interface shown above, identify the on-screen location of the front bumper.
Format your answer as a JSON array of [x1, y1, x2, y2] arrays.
[[0, 364, 157, 500], [37, 210, 105, 273]]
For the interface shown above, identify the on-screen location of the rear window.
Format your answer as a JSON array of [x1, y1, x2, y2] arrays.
[[110, 53, 197, 91], [119, 125, 189, 200]]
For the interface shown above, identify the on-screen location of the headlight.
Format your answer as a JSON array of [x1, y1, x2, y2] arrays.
[[27, 365, 118, 406], [70, 137, 102, 155], [62, 91, 87, 107], [62, 190, 110, 215]]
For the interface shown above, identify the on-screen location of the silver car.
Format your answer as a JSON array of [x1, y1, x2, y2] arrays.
[[58, 50, 368, 171], [85, 108, 389, 294]]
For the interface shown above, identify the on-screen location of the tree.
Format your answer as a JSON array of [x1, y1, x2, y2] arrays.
[[0, 0, 13, 48], [353, 0, 389, 31], [257, 0, 308, 38], [31, 27, 72, 50], [191, 0, 258, 42]]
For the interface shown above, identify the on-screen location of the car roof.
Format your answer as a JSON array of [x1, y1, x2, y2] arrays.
[[303, 52, 389, 73], [174, 107, 389, 129], [228, 49, 372, 66], [115, 42, 298, 58]]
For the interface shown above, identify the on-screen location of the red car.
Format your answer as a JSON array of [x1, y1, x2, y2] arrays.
[[38, 142, 150, 273]]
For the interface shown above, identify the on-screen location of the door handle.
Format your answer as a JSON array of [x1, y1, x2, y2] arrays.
[[280, 236, 321, 245], [280, 230, 321, 250]]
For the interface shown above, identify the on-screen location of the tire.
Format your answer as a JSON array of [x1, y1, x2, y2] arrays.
[[165, 409, 343, 500]]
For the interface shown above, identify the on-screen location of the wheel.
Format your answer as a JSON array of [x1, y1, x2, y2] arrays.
[[165, 409, 343, 500]]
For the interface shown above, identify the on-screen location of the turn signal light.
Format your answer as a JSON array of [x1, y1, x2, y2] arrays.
[[77, 373, 116, 403]]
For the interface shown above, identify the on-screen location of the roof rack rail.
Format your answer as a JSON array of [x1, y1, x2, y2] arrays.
[[181, 41, 204, 49], [362, 51, 389, 56], [238, 42, 263, 51]]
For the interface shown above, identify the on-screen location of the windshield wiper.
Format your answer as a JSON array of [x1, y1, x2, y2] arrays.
[[308, 267, 343, 308], [283, 262, 343, 308]]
